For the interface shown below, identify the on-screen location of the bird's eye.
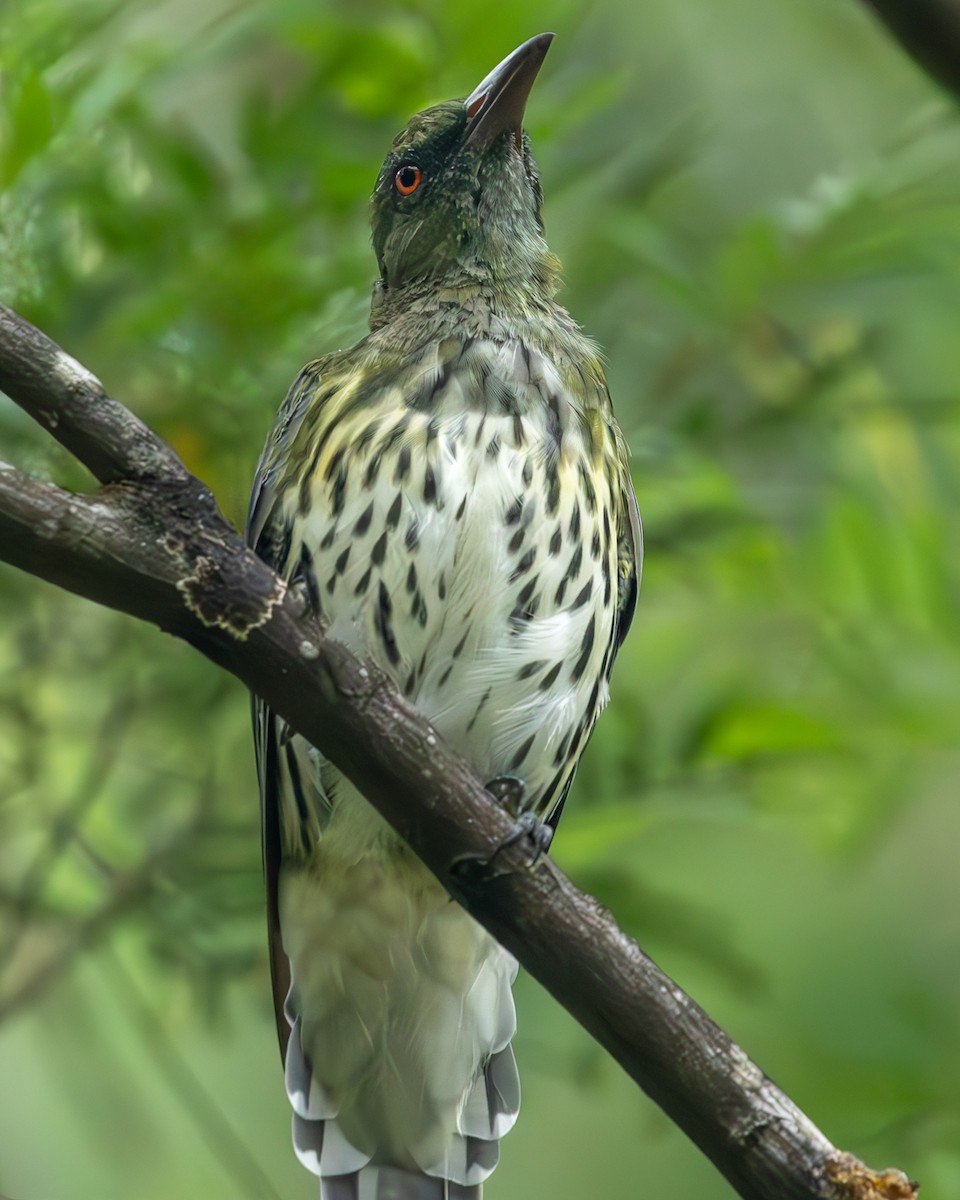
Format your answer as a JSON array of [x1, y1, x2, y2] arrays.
[[394, 165, 422, 196]]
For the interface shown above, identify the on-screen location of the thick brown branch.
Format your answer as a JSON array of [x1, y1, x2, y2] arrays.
[[0, 303, 917, 1200], [0, 305, 187, 484], [858, 0, 960, 101]]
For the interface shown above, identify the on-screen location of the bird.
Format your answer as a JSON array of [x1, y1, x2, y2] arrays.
[[246, 32, 641, 1200]]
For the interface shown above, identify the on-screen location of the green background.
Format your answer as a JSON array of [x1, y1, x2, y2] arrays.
[[2, 1, 959, 1197]]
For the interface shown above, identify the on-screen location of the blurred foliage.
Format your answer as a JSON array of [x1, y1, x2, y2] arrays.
[[1, 0, 960, 1197]]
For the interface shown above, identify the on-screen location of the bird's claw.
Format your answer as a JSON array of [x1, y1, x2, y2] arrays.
[[484, 775, 553, 859], [484, 773, 527, 817], [497, 809, 554, 859], [451, 783, 553, 885]]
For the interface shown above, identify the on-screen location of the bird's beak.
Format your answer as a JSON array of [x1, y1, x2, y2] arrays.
[[464, 33, 554, 150]]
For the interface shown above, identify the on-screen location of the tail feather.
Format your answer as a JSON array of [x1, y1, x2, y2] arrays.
[[280, 860, 520, 1192], [293, 1109, 369, 1179], [287, 1010, 515, 1185], [459, 1045, 520, 1141], [321, 1166, 482, 1199], [286, 1016, 336, 1119], [288, 1016, 369, 1177]]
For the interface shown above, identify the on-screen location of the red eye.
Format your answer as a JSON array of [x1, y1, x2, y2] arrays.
[[395, 165, 422, 196]]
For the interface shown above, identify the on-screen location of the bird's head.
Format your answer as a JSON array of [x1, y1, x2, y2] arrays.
[[370, 34, 557, 299]]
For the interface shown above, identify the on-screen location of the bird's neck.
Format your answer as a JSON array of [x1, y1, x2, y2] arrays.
[[367, 266, 569, 347]]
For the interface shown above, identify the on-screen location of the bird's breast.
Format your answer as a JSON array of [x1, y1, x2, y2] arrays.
[[283, 336, 621, 825]]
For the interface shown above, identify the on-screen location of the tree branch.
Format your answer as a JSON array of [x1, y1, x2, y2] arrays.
[[0, 302, 917, 1200], [857, 0, 960, 101]]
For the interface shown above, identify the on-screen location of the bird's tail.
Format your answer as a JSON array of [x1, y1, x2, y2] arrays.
[[280, 857, 521, 1198], [320, 1165, 480, 1198], [288, 1006, 518, 1198]]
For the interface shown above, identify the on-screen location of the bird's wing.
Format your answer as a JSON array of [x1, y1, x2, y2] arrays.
[[614, 471, 642, 657], [247, 357, 327, 555], [547, 406, 641, 835], [246, 355, 332, 1059]]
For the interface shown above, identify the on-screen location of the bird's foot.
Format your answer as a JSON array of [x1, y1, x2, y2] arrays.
[[484, 774, 553, 858], [485, 773, 527, 817], [497, 808, 554, 860], [451, 779, 553, 885], [289, 572, 319, 618]]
